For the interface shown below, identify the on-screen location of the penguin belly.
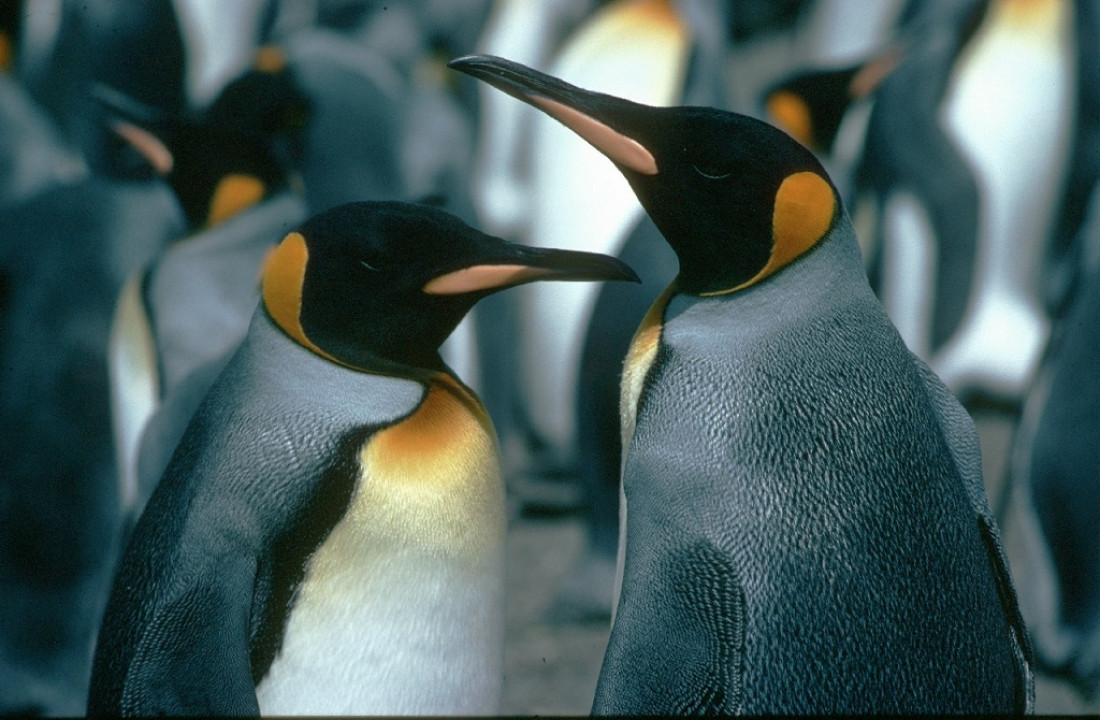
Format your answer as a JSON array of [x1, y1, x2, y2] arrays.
[[255, 379, 506, 715], [932, 0, 1073, 399]]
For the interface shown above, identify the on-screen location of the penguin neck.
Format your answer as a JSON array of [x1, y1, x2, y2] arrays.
[[665, 218, 869, 338], [261, 307, 448, 386]]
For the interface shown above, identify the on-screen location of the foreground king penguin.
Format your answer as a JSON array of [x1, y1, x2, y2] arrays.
[[450, 55, 1034, 715], [86, 200, 637, 715]]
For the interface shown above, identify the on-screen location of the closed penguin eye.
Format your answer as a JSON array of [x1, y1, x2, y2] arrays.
[[360, 259, 382, 272], [692, 163, 731, 180]]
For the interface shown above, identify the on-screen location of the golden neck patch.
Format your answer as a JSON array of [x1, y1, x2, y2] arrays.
[[621, 281, 676, 450], [354, 372, 501, 555], [262, 231, 343, 365], [206, 173, 266, 227], [702, 171, 835, 296]]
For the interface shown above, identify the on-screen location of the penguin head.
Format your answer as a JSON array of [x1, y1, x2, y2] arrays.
[[450, 55, 842, 296], [262, 201, 640, 372], [761, 42, 905, 155], [94, 48, 309, 230]]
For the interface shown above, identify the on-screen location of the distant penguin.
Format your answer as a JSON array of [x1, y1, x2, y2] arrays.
[[885, 0, 1074, 404], [109, 191, 307, 523], [778, 0, 1079, 406], [104, 53, 310, 522], [760, 22, 905, 206], [87, 200, 638, 715], [18, 0, 187, 172], [93, 48, 309, 228], [1009, 186, 1100, 699], [0, 170, 186, 716], [451, 55, 1033, 714]]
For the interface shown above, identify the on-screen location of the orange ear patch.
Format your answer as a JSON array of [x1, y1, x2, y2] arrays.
[[262, 231, 340, 363], [702, 171, 835, 297], [255, 45, 287, 74], [766, 91, 814, 147], [771, 171, 835, 269], [205, 173, 266, 227]]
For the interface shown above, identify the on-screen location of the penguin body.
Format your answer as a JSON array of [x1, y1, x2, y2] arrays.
[[105, 55, 309, 520], [109, 191, 308, 518], [0, 176, 185, 716], [98, 313, 502, 714], [1010, 187, 1100, 698], [451, 55, 1033, 714], [88, 200, 637, 715], [606, 223, 1027, 713]]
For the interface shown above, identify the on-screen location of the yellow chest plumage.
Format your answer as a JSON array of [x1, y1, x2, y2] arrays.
[[348, 374, 504, 558], [255, 374, 506, 715], [621, 284, 676, 454]]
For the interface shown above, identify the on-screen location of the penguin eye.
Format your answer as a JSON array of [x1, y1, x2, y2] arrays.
[[692, 163, 731, 181], [360, 259, 382, 272]]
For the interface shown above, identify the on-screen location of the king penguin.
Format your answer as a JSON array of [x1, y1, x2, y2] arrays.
[[450, 55, 1033, 714], [86, 200, 638, 716]]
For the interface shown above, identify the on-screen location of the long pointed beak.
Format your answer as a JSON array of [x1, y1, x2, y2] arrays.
[[424, 243, 640, 295], [449, 54, 659, 176]]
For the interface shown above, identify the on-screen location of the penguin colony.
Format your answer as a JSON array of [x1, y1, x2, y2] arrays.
[[2, 0, 1098, 715]]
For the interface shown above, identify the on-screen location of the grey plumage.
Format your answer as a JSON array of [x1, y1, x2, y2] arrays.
[[90, 311, 423, 715], [598, 222, 1032, 714]]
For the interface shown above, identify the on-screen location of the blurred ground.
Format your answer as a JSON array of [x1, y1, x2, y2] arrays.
[[498, 409, 1100, 715]]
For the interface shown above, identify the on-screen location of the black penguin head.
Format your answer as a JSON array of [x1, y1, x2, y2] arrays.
[[761, 42, 905, 155], [262, 201, 639, 372], [94, 48, 308, 230], [449, 55, 843, 296]]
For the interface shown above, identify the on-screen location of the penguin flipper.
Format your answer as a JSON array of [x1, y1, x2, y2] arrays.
[[119, 553, 260, 715], [593, 536, 744, 715], [909, 355, 985, 508], [910, 355, 1035, 712]]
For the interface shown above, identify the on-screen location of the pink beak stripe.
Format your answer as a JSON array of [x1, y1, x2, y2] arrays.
[[113, 120, 174, 175], [529, 95, 658, 176], [423, 264, 556, 295]]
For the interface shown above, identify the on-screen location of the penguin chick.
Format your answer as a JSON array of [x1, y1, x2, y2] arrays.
[[450, 55, 1034, 715], [87, 200, 638, 716]]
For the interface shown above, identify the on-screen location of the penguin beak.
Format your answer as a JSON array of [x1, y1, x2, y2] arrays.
[[424, 244, 640, 295], [448, 54, 659, 176]]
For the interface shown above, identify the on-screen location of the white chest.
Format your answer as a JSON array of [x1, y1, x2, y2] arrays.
[[255, 380, 506, 715]]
